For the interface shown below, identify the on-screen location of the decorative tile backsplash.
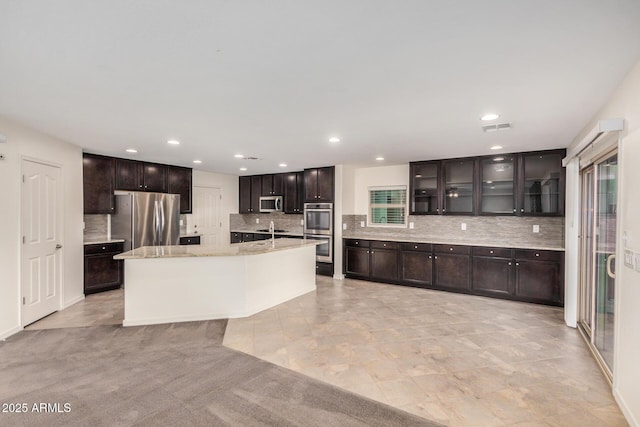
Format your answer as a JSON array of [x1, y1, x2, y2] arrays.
[[84, 214, 109, 241], [230, 213, 304, 234], [342, 214, 564, 249]]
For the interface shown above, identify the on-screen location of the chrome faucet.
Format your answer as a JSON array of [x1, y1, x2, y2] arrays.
[[269, 220, 275, 242]]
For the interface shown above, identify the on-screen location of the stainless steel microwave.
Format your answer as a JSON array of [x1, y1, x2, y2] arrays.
[[259, 196, 283, 213]]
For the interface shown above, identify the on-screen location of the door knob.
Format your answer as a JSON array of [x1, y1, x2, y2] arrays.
[[55, 244, 62, 249]]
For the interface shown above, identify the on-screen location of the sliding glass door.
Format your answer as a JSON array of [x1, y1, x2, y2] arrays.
[[579, 150, 617, 377]]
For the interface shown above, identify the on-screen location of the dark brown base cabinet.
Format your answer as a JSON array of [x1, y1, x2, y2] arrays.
[[344, 238, 564, 306], [400, 243, 433, 287], [179, 236, 201, 245], [84, 243, 124, 295], [433, 245, 471, 291]]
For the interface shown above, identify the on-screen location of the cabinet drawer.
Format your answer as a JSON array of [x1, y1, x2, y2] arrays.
[[242, 233, 254, 242], [179, 236, 201, 245], [515, 249, 563, 262], [344, 239, 370, 248], [84, 242, 124, 255], [401, 242, 432, 252], [433, 244, 471, 255], [371, 241, 399, 250], [473, 246, 512, 258]]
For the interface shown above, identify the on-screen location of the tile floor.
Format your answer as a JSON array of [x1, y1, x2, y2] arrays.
[[25, 278, 626, 426], [223, 276, 627, 427]]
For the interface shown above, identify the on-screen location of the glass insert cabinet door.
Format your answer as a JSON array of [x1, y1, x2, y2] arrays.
[[410, 162, 440, 214], [521, 152, 563, 215], [443, 159, 474, 214], [480, 155, 515, 214]]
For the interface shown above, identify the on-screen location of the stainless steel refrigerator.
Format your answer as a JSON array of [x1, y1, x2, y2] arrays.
[[111, 192, 181, 251]]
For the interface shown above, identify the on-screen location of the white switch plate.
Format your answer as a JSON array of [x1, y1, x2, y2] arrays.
[[533, 225, 540, 233], [409, 222, 414, 229], [256, 218, 260, 224], [635, 253, 640, 272], [624, 250, 635, 268], [343, 223, 347, 230], [179, 219, 184, 226], [461, 223, 466, 231], [300, 219, 304, 225], [360, 221, 365, 227]]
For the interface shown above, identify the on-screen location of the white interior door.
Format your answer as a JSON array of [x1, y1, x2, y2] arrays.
[[193, 186, 222, 247], [21, 159, 62, 326]]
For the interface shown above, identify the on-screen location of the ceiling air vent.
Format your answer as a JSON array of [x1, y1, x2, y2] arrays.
[[242, 156, 260, 160], [482, 123, 512, 133]]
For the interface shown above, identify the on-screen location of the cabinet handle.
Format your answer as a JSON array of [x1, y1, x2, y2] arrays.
[[414, 245, 418, 249], [490, 250, 494, 254], [535, 253, 540, 257], [428, 255, 432, 259], [139, 184, 143, 188], [449, 247, 453, 251], [435, 256, 438, 259], [520, 208, 524, 212], [371, 251, 374, 254], [102, 246, 106, 250], [366, 250, 369, 254], [508, 262, 512, 266], [516, 262, 519, 266], [383, 243, 386, 247], [513, 208, 516, 212], [355, 242, 358, 245]]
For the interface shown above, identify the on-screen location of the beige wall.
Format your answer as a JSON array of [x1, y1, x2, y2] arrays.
[[567, 60, 640, 426], [0, 116, 84, 340], [352, 164, 410, 214]]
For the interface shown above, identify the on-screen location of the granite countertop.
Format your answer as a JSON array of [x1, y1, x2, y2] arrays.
[[114, 238, 323, 260], [342, 232, 564, 251], [84, 238, 125, 246], [231, 228, 304, 237], [180, 233, 200, 238]]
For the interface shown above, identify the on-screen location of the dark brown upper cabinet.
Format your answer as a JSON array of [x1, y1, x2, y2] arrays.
[[518, 150, 565, 216], [115, 159, 168, 193], [115, 158, 143, 191], [409, 149, 565, 217], [239, 175, 262, 213], [409, 161, 440, 215], [442, 158, 476, 215], [304, 166, 334, 203], [284, 172, 304, 214], [83, 153, 115, 214], [479, 154, 516, 215], [261, 173, 284, 196], [239, 176, 252, 213], [168, 166, 193, 214], [143, 163, 168, 192]]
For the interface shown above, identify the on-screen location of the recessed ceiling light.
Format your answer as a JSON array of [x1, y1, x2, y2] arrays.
[[481, 113, 499, 121], [239, 167, 247, 171], [167, 139, 180, 145], [376, 156, 384, 161], [279, 163, 287, 168], [193, 160, 202, 164], [329, 137, 340, 143], [234, 154, 244, 158], [125, 149, 138, 153], [493, 157, 504, 161], [490, 145, 503, 150]]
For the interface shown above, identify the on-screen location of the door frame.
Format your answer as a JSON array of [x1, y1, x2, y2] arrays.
[[192, 185, 223, 247], [577, 147, 619, 382], [20, 156, 65, 327]]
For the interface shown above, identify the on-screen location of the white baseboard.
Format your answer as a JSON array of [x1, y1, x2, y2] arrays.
[[0, 326, 22, 341], [63, 294, 85, 309], [333, 273, 345, 280], [614, 388, 638, 427]]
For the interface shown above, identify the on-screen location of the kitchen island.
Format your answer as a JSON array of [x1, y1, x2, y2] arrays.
[[114, 238, 322, 327]]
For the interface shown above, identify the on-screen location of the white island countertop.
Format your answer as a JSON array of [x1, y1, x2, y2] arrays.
[[114, 238, 323, 260]]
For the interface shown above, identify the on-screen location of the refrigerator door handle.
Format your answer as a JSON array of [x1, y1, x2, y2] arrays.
[[160, 200, 166, 240], [153, 200, 160, 245]]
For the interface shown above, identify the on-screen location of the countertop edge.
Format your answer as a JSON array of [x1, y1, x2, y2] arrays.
[[341, 234, 564, 252], [84, 239, 125, 246]]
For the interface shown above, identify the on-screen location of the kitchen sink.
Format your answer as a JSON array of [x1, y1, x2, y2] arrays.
[[256, 228, 287, 233]]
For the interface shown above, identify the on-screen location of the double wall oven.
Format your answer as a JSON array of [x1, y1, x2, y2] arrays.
[[304, 203, 333, 263]]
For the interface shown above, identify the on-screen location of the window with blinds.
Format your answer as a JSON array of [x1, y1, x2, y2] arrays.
[[368, 186, 407, 227]]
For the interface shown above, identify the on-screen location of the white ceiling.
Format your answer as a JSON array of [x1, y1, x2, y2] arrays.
[[1, 1, 639, 176]]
